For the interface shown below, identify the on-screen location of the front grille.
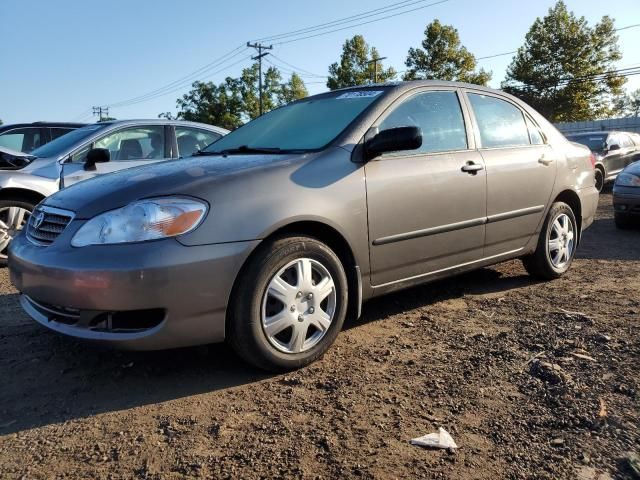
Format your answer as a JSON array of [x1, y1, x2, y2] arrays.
[[26, 206, 74, 246]]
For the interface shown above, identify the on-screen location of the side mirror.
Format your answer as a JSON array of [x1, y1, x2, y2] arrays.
[[84, 148, 110, 171], [365, 126, 422, 160], [608, 144, 620, 152]]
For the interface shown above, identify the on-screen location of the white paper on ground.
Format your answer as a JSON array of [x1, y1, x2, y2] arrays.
[[410, 427, 459, 449]]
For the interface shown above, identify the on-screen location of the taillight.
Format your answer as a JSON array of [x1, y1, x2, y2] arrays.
[[589, 153, 596, 169]]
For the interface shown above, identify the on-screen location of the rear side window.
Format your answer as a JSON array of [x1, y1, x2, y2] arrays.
[[468, 93, 530, 148], [175, 127, 222, 157], [525, 117, 545, 145], [379, 90, 467, 154]]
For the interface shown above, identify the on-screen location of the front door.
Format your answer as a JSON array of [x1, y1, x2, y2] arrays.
[[62, 125, 169, 187], [365, 89, 487, 287], [464, 91, 556, 257]]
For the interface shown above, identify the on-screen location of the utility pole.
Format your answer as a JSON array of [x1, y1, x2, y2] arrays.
[[367, 56, 387, 83], [247, 41, 273, 116], [92, 106, 109, 121]]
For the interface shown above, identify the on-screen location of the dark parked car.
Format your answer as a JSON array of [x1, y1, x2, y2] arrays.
[[9, 81, 599, 371], [0, 122, 85, 154], [566, 131, 638, 192], [613, 160, 640, 229]]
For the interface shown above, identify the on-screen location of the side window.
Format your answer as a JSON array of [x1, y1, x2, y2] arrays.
[[175, 127, 222, 157], [525, 117, 545, 145], [378, 91, 467, 154], [94, 126, 165, 161], [0, 127, 43, 153], [51, 128, 74, 140], [468, 93, 530, 148], [620, 134, 632, 148]]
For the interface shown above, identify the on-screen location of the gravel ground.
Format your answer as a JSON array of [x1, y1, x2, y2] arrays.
[[0, 191, 638, 479]]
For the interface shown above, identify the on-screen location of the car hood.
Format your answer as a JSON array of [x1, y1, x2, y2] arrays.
[[43, 153, 309, 218]]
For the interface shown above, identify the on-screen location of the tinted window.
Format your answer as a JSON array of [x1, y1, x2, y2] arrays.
[[0, 127, 43, 153], [176, 127, 221, 157], [93, 126, 165, 161], [204, 89, 385, 153], [51, 128, 75, 140], [379, 91, 467, 154], [566, 134, 607, 152], [468, 93, 530, 148]]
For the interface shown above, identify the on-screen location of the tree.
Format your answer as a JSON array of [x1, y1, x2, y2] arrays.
[[278, 73, 309, 105], [327, 35, 395, 90], [0, 119, 3, 126], [611, 89, 640, 118], [175, 79, 245, 130], [404, 20, 491, 85], [502, 1, 625, 121]]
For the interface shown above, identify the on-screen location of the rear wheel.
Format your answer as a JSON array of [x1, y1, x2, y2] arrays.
[[228, 236, 348, 371], [594, 167, 605, 192], [522, 202, 577, 280], [614, 212, 635, 230], [0, 199, 35, 267]]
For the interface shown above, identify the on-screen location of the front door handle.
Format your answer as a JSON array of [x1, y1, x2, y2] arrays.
[[461, 162, 484, 174], [538, 156, 555, 166]]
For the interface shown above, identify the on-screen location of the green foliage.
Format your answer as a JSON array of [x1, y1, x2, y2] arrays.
[[171, 62, 308, 130], [611, 89, 640, 118], [0, 119, 3, 126], [327, 35, 396, 90], [502, 1, 625, 121], [403, 19, 491, 85]]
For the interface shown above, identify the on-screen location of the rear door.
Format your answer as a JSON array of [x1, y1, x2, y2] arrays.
[[365, 88, 487, 287], [464, 90, 556, 257], [63, 125, 169, 187]]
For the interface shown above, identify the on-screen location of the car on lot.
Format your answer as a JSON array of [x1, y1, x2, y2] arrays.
[[8, 81, 599, 371], [565, 131, 638, 192], [613, 160, 640, 229], [0, 122, 86, 153], [0, 119, 228, 265]]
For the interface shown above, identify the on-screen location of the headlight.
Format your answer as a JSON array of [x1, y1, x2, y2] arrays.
[[615, 173, 640, 187], [71, 197, 207, 247]]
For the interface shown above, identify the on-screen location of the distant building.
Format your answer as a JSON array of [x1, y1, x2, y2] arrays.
[[555, 117, 640, 134]]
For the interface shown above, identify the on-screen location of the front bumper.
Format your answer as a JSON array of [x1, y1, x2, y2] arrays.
[[8, 230, 259, 350], [613, 186, 640, 216]]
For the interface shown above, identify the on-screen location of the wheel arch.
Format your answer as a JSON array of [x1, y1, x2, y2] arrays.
[[0, 188, 46, 205], [226, 220, 362, 334], [553, 189, 582, 241]]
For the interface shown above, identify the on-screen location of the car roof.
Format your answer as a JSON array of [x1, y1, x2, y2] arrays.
[[93, 119, 229, 134], [330, 79, 505, 95], [566, 131, 635, 136], [0, 122, 86, 131]]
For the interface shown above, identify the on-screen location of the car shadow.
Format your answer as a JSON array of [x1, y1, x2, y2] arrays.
[[577, 216, 640, 261], [0, 264, 539, 435]]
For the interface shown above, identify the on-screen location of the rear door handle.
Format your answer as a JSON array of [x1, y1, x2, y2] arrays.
[[461, 162, 484, 174], [538, 156, 555, 166]]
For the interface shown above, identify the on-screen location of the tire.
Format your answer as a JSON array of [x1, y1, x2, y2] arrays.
[[0, 198, 36, 267], [227, 235, 348, 371], [522, 202, 578, 280], [614, 212, 635, 230], [594, 167, 604, 192]]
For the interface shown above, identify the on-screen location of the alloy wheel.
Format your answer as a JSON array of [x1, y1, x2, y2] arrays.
[[547, 213, 575, 269], [0, 206, 31, 260]]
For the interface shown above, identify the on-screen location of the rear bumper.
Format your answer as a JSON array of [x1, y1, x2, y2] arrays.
[[613, 186, 640, 216], [577, 185, 599, 232], [9, 232, 259, 350]]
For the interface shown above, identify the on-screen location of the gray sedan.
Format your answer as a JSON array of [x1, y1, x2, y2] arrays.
[[8, 81, 599, 371], [0, 119, 228, 265]]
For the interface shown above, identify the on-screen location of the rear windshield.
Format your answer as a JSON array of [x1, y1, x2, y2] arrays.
[[31, 124, 106, 158], [566, 134, 607, 152], [204, 89, 387, 153]]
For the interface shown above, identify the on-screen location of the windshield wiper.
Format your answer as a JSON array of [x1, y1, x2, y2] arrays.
[[205, 145, 284, 155]]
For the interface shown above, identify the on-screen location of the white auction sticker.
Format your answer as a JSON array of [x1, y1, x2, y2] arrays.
[[336, 90, 384, 99]]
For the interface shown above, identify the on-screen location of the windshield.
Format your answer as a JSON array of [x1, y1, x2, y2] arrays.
[[567, 134, 607, 152], [204, 89, 387, 153], [31, 124, 107, 158]]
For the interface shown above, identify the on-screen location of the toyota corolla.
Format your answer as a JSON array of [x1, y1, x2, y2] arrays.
[[8, 81, 599, 371]]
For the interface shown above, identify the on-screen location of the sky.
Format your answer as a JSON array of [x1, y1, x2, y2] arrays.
[[1, 0, 638, 124]]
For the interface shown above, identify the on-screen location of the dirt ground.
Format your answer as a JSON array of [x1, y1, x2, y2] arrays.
[[0, 191, 638, 480]]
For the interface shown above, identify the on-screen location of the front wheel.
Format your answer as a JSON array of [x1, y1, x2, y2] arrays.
[[522, 202, 578, 280], [228, 236, 348, 371], [594, 167, 604, 192], [0, 199, 35, 267]]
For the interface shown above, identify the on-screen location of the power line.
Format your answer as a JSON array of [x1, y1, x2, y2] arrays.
[[268, 54, 327, 78], [505, 66, 640, 92], [92, 106, 109, 121], [255, 0, 432, 43], [247, 42, 274, 116], [273, 0, 449, 46]]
